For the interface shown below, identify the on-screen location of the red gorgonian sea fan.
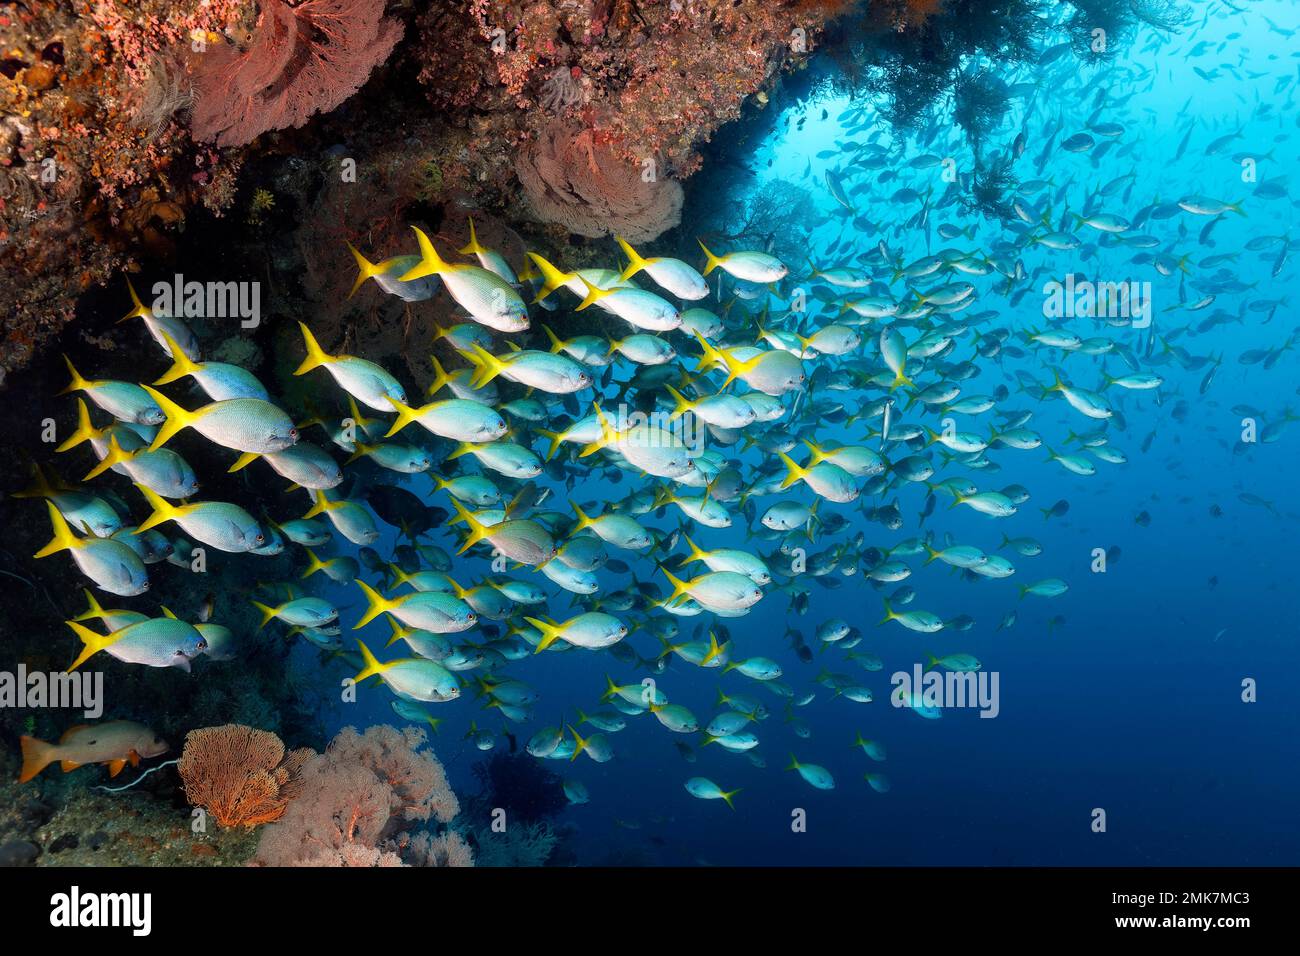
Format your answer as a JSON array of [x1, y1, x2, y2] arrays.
[[189, 0, 403, 148]]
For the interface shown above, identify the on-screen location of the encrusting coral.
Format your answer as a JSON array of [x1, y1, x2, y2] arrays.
[[177, 724, 314, 829], [252, 725, 471, 867]]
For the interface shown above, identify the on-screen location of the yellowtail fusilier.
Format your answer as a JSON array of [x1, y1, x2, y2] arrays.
[[293, 324, 407, 412], [384, 396, 506, 443], [141, 385, 297, 454], [449, 500, 556, 566], [346, 244, 435, 301], [399, 226, 529, 332], [697, 239, 788, 283], [353, 640, 460, 703], [121, 278, 200, 360], [461, 343, 592, 394], [153, 331, 268, 401], [353, 579, 477, 634], [458, 217, 519, 285], [82, 433, 199, 499], [303, 489, 379, 545], [64, 615, 206, 672], [60, 357, 163, 426], [526, 612, 628, 652], [575, 277, 681, 333], [616, 237, 708, 300], [659, 566, 763, 613], [134, 485, 264, 553], [34, 502, 148, 597], [230, 442, 343, 489], [252, 596, 338, 630]]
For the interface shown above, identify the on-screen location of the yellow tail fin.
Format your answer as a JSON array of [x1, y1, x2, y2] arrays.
[[134, 483, 182, 534], [691, 331, 729, 374], [33, 501, 79, 559], [541, 324, 566, 355], [536, 428, 565, 462], [719, 349, 762, 390], [303, 489, 336, 519], [227, 451, 260, 474], [301, 549, 328, 580], [697, 239, 724, 276], [680, 533, 710, 567], [468, 343, 507, 389], [353, 639, 389, 682], [449, 500, 490, 555], [352, 579, 394, 630], [14, 462, 57, 499], [383, 397, 423, 438], [802, 440, 829, 465], [140, 385, 196, 451], [72, 589, 106, 623], [346, 243, 387, 299], [525, 616, 564, 653], [663, 384, 694, 421], [575, 276, 610, 312], [525, 252, 573, 303], [83, 433, 135, 482], [720, 788, 741, 810], [55, 398, 103, 454], [458, 217, 486, 256], [384, 615, 408, 648], [660, 565, 691, 603], [295, 322, 335, 376], [59, 355, 91, 396], [566, 724, 588, 761], [427, 356, 451, 397], [569, 499, 594, 533], [250, 600, 280, 629], [398, 226, 449, 282], [65, 619, 117, 672], [153, 330, 202, 385], [616, 236, 650, 282], [777, 452, 807, 491], [120, 277, 152, 323]]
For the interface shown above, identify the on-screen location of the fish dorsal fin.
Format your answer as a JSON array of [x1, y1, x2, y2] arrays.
[[58, 724, 90, 744]]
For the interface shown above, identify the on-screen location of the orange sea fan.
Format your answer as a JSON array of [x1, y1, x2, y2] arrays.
[[177, 724, 314, 829]]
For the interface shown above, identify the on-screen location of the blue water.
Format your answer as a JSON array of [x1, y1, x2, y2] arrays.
[[301, 0, 1299, 865]]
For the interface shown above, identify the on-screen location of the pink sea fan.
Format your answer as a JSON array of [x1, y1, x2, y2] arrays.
[[189, 0, 403, 148], [516, 122, 683, 243], [251, 725, 465, 867]]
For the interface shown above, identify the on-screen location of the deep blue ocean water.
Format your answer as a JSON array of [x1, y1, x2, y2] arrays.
[[304, 0, 1299, 865]]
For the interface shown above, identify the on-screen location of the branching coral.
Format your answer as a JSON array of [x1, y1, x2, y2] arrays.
[[177, 724, 313, 828], [252, 725, 466, 867], [188, 0, 403, 147], [516, 121, 683, 242]]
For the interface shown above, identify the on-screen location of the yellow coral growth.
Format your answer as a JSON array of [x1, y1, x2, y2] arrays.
[[177, 724, 313, 829]]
